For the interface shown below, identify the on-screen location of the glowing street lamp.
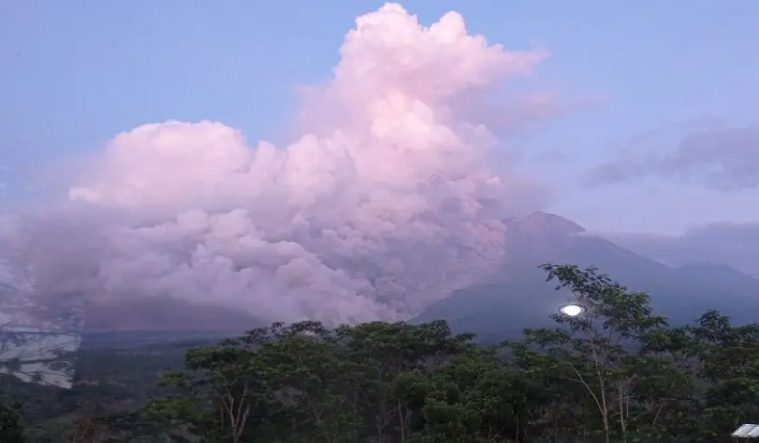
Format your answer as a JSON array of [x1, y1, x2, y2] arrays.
[[558, 303, 585, 317]]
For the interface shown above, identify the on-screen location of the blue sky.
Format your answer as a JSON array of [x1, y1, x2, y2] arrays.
[[2, 0, 758, 234]]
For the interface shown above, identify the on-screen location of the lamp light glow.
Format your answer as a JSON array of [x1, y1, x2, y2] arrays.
[[558, 303, 584, 317]]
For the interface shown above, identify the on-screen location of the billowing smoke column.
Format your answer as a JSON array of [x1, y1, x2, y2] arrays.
[[2, 3, 552, 331]]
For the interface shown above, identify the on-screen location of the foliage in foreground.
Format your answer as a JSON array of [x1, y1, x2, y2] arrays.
[[6, 263, 759, 442]]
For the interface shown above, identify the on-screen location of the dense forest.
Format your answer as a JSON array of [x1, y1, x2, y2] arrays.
[[2, 264, 759, 442]]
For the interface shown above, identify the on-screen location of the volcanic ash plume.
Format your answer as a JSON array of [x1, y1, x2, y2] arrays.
[[5, 3, 553, 326]]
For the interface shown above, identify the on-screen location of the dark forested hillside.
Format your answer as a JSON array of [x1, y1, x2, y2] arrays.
[[1, 263, 758, 443]]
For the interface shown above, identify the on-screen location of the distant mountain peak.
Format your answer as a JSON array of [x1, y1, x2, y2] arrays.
[[506, 211, 586, 237]]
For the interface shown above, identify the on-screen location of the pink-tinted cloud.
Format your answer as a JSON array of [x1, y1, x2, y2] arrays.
[[2, 3, 566, 327]]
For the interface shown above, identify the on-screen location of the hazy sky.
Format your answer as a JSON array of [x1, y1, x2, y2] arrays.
[[2, 0, 758, 234]]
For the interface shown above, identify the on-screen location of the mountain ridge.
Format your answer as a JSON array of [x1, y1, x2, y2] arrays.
[[413, 211, 759, 337]]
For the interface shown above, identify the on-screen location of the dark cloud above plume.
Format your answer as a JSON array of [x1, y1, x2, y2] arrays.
[[585, 122, 759, 190]]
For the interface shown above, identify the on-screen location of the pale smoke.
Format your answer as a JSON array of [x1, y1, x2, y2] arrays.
[[3, 4, 555, 326]]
